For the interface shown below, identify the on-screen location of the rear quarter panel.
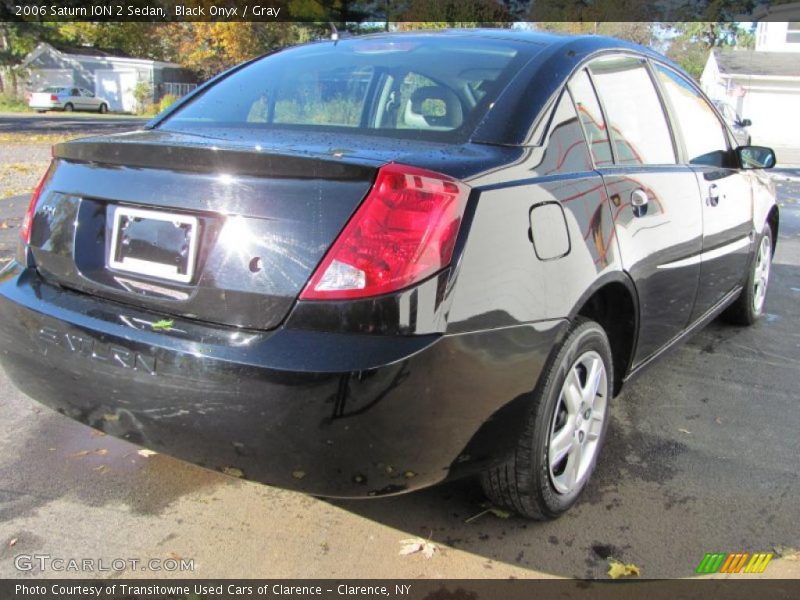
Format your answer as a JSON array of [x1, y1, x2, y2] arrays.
[[448, 97, 622, 332]]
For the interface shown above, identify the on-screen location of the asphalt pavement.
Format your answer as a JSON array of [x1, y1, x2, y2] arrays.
[[0, 114, 798, 579], [0, 112, 148, 136]]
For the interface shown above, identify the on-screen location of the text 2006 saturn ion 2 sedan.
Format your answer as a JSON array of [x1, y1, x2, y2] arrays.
[[0, 31, 778, 519]]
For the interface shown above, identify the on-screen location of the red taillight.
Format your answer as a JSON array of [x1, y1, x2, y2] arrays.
[[300, 163, 469, 300], [50, 94, 58, 102], [21, 163, 51, 244]]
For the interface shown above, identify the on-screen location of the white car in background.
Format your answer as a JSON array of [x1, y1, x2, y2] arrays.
[[28, 87, 111, 113]]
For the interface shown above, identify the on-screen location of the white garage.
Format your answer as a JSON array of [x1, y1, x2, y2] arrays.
[[741, 88, 800, 147], [21, 43, 197, 113], [701, 39, 800, 150], [94, 69, 138, 113]]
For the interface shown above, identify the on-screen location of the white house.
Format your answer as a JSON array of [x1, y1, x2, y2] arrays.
[[21, 43, 197, 113], [700, 21, 800, 148]]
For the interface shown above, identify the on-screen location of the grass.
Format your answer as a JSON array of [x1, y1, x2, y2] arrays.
[[0, 132, 81, 145], [0, 160, 51, 200], [0, 94, 30, 113]]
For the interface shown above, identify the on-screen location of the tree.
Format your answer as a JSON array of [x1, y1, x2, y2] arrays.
[[0, 22, 65, 95], [535, 22, 656, 46], [666, 22, 756, 80], [159, 22, 310, 80]]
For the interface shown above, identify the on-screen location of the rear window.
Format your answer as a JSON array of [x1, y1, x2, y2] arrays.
[[160, 36, 528, 142]]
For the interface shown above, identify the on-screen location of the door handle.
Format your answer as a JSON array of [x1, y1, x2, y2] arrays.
[[631, 189, 648, 217], [707, 184, 720, 207]]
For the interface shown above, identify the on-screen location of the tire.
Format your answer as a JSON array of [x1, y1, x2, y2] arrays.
[[723, 223, 773, 325], [480, 317, 613, 520], [63, 103, 74, 112], [98, 103, 108, 114]]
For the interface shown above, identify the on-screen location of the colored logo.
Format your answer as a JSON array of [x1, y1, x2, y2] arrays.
[[696, 552, 773, 574]]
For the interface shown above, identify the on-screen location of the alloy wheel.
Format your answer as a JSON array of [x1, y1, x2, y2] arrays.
[[548, 350, 608, 494], [752, 235, 771, 315]]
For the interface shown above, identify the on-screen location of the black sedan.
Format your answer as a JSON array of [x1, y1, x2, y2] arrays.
[[0, 31, 778, 519]]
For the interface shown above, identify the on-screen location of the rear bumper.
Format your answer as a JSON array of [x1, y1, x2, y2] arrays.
[[28, 102, 62, 110], [0, 263, 565, 497]]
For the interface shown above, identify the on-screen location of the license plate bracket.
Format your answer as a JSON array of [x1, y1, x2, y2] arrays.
[[108, 206, 198, 284]]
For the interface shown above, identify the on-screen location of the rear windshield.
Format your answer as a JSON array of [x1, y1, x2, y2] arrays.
[[41, 87, 64, 93], [159, 36, 531, 143]]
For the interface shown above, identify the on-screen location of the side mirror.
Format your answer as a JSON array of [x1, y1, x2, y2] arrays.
[[738, 145, 775, 170], [739, 118, 752, 127]]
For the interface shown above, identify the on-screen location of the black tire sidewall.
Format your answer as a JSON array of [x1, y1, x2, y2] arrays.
[[526, 320, 613, 516], [64, 103, 73, 112]]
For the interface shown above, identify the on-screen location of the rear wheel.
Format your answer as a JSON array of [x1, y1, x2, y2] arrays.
[[63, 103, 74, 112], [724, 223, 773, 325], [480, 318, 613, 520], [98, 103, 108, 114]]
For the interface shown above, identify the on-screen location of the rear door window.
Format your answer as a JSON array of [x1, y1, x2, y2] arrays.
[[567, 69, 613, 167], [654, 65, 731, 167], [589, 57, 676, 166]]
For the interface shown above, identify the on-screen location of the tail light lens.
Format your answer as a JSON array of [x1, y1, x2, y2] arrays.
[[300, 163, 470, 300], [21, 162, 52, 244], [50, 94, 59, 102]]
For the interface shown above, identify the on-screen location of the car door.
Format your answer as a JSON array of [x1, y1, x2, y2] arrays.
[[580, 56, 704, 364], [653, 65, 754, 322], [68, 87, 82, 109], [80, 88, 98, 110]]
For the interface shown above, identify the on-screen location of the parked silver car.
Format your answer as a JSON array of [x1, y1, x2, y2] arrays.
[[28, 86, 110, 113]]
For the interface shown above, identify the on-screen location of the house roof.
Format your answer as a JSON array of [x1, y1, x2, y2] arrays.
[[21, 42, 183, 70], [713, 48, 800, 78], [51, 44, 132, 59]]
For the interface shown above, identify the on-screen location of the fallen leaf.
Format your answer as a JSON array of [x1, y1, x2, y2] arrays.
[[0, 221, 8, 229], [608, 560, 640, 579], [90, 430, 106, 437], [9, 538, 17, 547], [103, 413, 119, 422], [399, 537, 438, 559], [137, 449, 157, 458], [94, 448, 109, 456], [93, 465, 110, 474], [403, 470, 416, 479], [715, 417, 723, 425], [151, 319, 174, 331], [222, 466, 244, 478], [292, 470, 306, 480], [678, 428, 691, 435], [69, 450, 90, 458], [465, 506, 512, 524]]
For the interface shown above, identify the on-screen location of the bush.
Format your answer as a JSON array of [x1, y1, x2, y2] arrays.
[[133, 81, 153, 114], [0, 93, 30, 112], [158, 94, 180, 113], [141, 102, 160, 117]]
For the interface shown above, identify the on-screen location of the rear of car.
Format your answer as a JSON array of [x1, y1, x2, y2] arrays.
[[1, 35, 548, 498], [28, 86, 68, 111]]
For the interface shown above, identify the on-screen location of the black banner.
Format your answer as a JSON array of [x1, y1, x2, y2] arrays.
[[3, 579, 800, 600], [2, 0, 800, 22]]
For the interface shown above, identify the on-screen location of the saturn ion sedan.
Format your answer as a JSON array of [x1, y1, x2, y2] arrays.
[[0, 31, 778, 519]]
